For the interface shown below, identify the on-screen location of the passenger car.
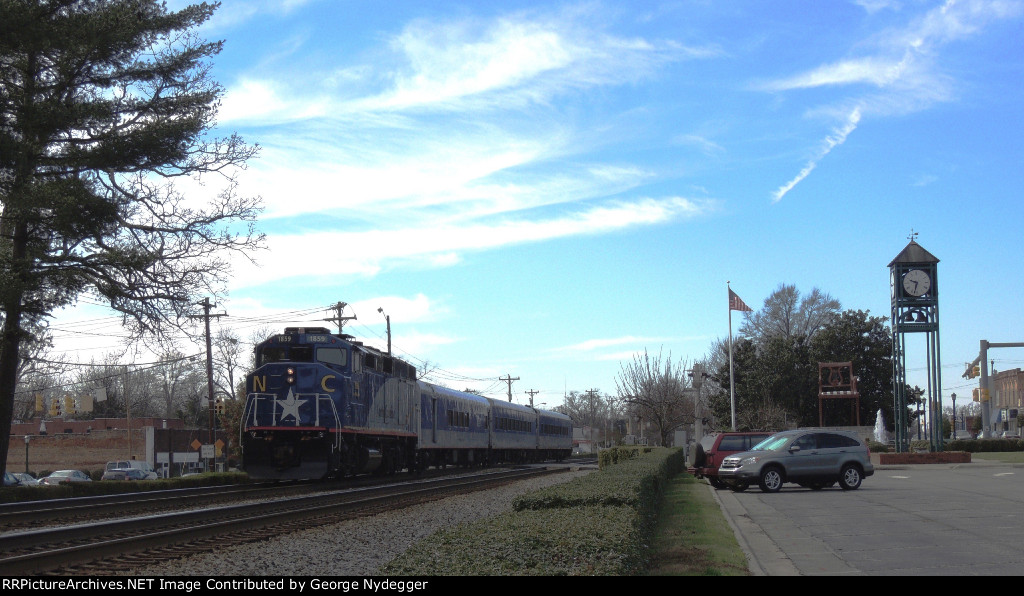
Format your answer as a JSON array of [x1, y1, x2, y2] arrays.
[[39, 470, 93, 485], [12, 473, 38, 486], [688, 431, 773, 488], [3, 472, 21, 486], [718, 429, 874, 493], [105, 460, 158, 480], [101, 468, 149, 481]]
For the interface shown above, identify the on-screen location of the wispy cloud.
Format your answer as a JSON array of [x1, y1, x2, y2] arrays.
[[203, 6, 728, 286], [765, 0, 1022, 201], [854, 0, 902, 14], [555, 336, 669, 353], [772, 107, 861, 203], [220, 7, 694, 123], [229, 196, 718, 286]]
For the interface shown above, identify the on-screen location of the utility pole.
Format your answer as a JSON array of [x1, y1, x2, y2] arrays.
[[689, 363, 707, 443], [190, 298, 227, 446], [606, 395, 615, 448], [525, 389, 539, 407], [324, 301, 356, 334], [377, 307, 391, 356], [500, 374, 519, 402], [586, 389, 600, 449]]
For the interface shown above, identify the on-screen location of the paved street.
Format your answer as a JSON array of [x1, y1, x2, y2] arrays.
[[714, 461, 1024, 575]]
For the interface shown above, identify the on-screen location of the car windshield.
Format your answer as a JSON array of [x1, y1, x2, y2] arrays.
[[752, 435, 792, 451]]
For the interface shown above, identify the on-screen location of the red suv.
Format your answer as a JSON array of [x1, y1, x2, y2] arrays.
[[688, 432, 772, 489]]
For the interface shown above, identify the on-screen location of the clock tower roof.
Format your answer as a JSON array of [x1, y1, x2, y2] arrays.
[[889, 240, 939, 267]]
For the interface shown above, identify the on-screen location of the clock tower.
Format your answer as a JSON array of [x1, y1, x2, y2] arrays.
[[889, 233, 941, 452]]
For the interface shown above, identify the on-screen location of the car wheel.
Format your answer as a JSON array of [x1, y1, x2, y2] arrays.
[[729, 482, 748, 492], [839, 464, 862, 490], [758, 466, 784, 493], [708, 476, 725, 489]]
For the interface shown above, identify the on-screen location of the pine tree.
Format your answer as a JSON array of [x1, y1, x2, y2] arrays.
[[0, 0, 264, 475]]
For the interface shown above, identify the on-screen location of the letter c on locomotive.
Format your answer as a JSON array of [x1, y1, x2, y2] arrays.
[[320, 374, 336, 392]]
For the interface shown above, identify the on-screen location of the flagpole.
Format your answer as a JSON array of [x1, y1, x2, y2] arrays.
[[728, 282, 736, 431]]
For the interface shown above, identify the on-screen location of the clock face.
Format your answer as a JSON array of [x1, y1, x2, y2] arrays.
[[902, 269, 931, 297]]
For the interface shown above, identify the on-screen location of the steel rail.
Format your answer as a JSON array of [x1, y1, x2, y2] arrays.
[[0, 467, 557, 576]]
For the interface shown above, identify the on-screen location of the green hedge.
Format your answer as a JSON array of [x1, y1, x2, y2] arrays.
[[944, 438, 1024, 453], [382, 447, 685, 576]]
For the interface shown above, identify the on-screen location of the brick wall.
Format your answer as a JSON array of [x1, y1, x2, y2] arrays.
[[7, 429, 145, 476]]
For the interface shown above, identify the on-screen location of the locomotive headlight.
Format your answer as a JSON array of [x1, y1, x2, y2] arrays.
[[287, 367, 296, 384]]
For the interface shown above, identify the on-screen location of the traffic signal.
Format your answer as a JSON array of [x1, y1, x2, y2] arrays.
[[49, 397, 60, 417], [35, 393, 43, 413], [215, 398, 225, 415]]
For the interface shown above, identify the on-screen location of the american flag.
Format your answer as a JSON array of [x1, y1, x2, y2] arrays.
[[729, 289, 752, 312]]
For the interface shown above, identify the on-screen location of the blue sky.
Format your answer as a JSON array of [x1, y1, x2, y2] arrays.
[[51, 0, 1024, 413]]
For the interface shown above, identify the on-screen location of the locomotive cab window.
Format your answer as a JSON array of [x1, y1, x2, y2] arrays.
[[257, 345, 314, 366], [258, 347, 288, 365], [290, 346, 313, 362], [316, 347, 347, 367]]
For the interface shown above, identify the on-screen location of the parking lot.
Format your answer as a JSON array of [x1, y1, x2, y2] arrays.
[[715, 460, 1024, 575]]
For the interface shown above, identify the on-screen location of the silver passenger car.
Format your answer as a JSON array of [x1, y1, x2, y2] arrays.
[[718, 429, 874, 493]]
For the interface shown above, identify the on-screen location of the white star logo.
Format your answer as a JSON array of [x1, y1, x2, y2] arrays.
[[277, 388, 306, 424]]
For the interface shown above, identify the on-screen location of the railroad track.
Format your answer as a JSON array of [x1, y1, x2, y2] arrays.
[[0, 465, 499, 532], [0, 482, 313, 531], [0, 467, 560, 576]]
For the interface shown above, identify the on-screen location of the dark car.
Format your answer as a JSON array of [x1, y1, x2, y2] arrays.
[[718, 428, 874, 493], [688, 431, 773, 489]]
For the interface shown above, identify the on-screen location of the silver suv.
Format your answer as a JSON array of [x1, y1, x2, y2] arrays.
[[718, 429, 874, 493]]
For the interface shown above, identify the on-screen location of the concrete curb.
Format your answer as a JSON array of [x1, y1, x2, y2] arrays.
[[709, 483, 801, 576]]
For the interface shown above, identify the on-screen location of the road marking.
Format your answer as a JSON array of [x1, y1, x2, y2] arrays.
[[994, 472, 1014, 477]]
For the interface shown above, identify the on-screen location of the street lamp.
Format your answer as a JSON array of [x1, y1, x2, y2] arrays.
[[24, 434, 30, 474], [377, 307, 391, 356], [951, 393, 957, 439]]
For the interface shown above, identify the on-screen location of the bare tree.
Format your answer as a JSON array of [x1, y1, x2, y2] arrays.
[[561, 390, 611, 449], [615, 348, 694, 447], [740, 284, 840, 346], [736, 397, 789, 432], [213, 328, 244, 399], [153, 350, 204, 419]]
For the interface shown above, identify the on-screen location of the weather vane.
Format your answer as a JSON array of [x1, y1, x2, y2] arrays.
[[907, 229, 919, 242]]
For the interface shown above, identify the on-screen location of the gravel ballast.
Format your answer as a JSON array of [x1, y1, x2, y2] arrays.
[[133, 469, 592, 576]]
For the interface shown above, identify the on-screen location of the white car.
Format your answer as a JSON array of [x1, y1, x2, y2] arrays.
[[105, 460, 158, 480], [40, 470, 93, 485]]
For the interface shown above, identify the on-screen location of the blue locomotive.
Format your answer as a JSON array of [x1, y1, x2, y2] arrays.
[[240, 327, 573, 480]]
